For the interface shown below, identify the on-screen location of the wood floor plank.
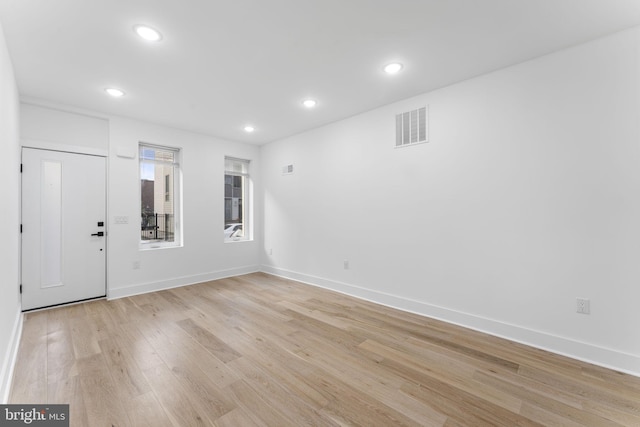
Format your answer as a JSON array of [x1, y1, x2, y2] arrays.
[[474, 370, 623, 426], [358, 338, 524, 413], [224, 380, 295, 427], [98, 337, 151, 399], [176, 318, 242, 363], [46, 326, 77, 384], [293, 338, 405, 394], [472, 363, 585, 409], [359, 339, 530, 425], [77, 353, 133, 427], [63, 303, 88, 319], [400, 379, 542, 427], [305, 369, 424, 427], [10, 346, 46, 403], [213, 407, 268, 427], [10, 312, 47, 403], [582, 364, 640, 393], [47, 377, 90, 427], [9, 273, 640, 427], [46, 305, 70, 333], [142, 364, 215, 426], [225, 356, 339, 427], [581, 399, 640, 426], [111, 322, 166, 369], [138, 318, 240, 389], [518, 364, 640, 412], [294, 339, 447, 426], [121, 391, 175, 427], [219, 328, 329, 410], [68, 313, 101, 359], [518, 402, 587, 427], [278, 300, 351, 330], [107, 297, 149, 325]]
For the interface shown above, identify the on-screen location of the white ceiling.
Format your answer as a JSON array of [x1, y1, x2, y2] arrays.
[[1, 0, 640, 145]]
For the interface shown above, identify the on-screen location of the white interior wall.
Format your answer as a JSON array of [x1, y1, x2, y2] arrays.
[[108, 116, 261, 297], [18, 104, 263, 299], [261, 27, 640, 375], [7, 23, 640, 381], [20, 102, 108, 153], [0, 21, 22, 403]]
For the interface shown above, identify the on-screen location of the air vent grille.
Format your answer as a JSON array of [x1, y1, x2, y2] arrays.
[[395, 106, 427, 147]]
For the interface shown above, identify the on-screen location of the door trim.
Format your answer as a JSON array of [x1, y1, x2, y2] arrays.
[[21, 138, 108, 157], [20, 147, 108, 310]]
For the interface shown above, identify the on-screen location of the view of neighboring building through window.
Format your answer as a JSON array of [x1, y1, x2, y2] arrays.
[[224, 157, 250, 241], [140, 143, 180, 246], [164, 174, 170, 201]]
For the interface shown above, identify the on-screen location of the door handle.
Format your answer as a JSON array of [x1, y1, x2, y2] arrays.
[[91, 232, 104, 237]]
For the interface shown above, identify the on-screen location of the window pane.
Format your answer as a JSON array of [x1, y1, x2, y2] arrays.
[[224, 174, 243, 224], [410, 109, 418, 143], [224, 157, 250, 241], [164, 174, 170, 202], [140, 144, 179, 244], [224, 158, 249, 175], [402, 111, 410, 145]]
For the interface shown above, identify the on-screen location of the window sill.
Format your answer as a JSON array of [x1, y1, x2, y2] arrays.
[[224, 238, 253, 244], [139, 243, 182, 251]]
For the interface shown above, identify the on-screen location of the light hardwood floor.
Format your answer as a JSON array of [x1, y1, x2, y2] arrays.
[[9, 273, 640, 426]]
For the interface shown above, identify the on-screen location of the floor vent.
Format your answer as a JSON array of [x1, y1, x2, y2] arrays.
[[395, 106, 428, 147]]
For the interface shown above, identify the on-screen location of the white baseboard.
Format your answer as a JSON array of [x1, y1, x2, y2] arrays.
[[0, 307, 23, 404], [261, 265, 640, 378], [108, 265, 261, 300]]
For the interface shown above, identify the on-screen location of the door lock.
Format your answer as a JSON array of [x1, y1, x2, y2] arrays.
[[91, 231, 104, 237]]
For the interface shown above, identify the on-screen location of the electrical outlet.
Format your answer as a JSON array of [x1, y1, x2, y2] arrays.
[[576, 298, 590, 314], [343, 260, 349, 270], [133, 261, 140, 270]]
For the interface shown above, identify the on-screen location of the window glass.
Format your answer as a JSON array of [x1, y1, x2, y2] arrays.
[[224, 157, 250, 242], [140, 144, 181, 247]]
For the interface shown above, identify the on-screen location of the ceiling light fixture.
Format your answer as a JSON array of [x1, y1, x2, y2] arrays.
[[244, 125, 255, 133], [384, 62, 403, 74], [302, 99, 317, 108], [134, 25, 162, 42], [105, 88, 125, 97]]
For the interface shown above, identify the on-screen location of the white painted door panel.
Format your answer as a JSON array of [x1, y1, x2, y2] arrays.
[[22, 148, 106, 310]]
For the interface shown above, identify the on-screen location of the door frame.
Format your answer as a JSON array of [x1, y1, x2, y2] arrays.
[[20, 140, 109, 310]]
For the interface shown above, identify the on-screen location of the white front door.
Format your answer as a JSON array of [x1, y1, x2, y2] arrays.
[[22, 148, 106, 311]]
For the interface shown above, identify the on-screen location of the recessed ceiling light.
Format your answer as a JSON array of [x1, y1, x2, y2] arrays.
[[105, 88, 125, 97], [244, 125, 255, 133], [134, 25, 162, 42], [384, 62, 403, 74], [302, 99, 317, 108]]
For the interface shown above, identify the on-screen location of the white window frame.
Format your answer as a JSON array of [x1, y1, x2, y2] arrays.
[[224, 156, 251, 243], [139, 142, 182, 250]]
